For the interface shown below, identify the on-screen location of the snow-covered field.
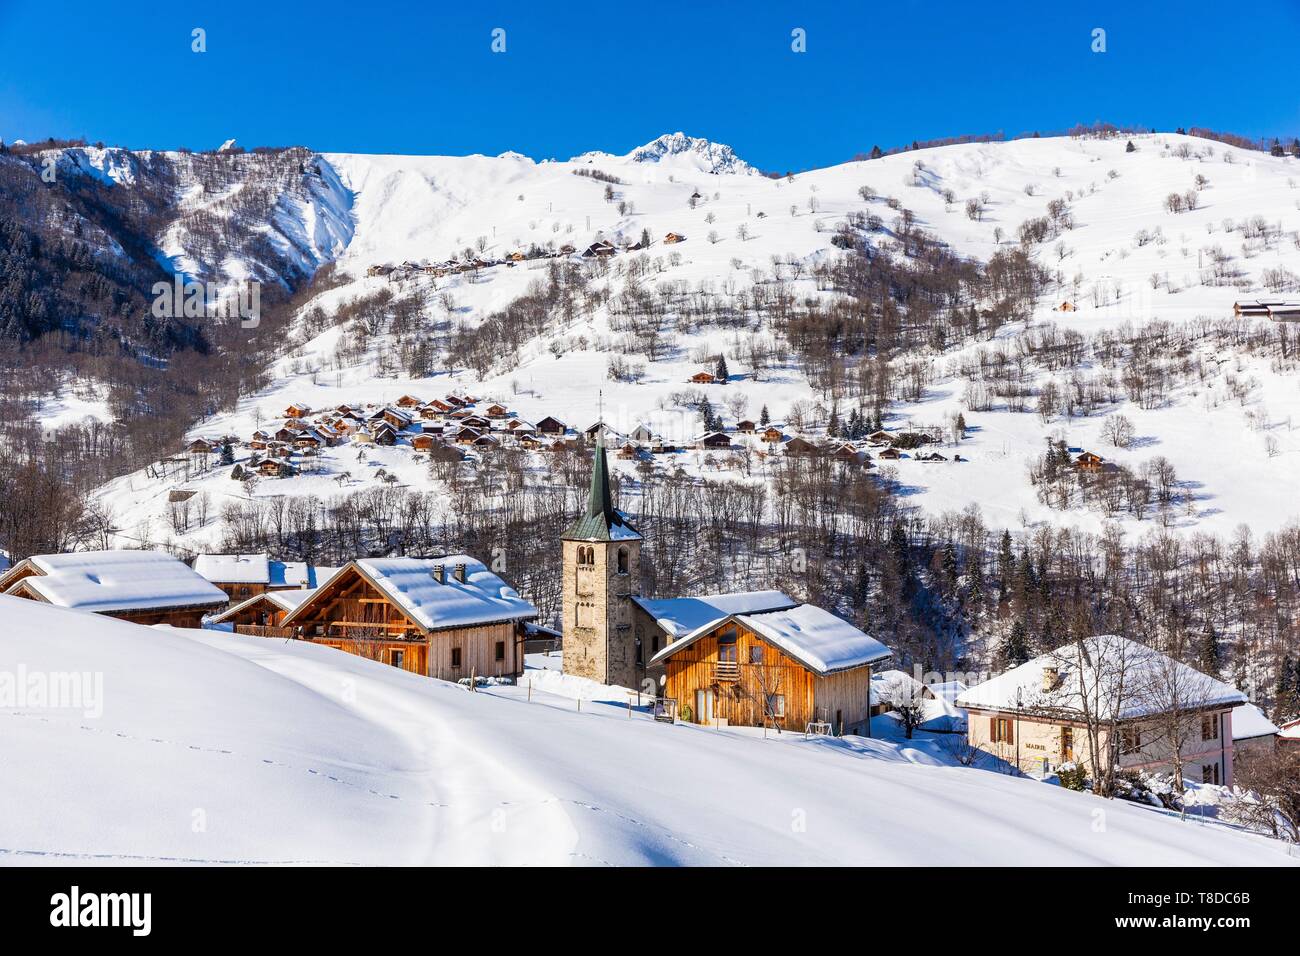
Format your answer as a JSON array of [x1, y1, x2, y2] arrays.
[[1, 596, 1292, 866], [86, 131, 1300, 548]]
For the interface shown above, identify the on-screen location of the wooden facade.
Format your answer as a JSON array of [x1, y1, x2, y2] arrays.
[[279, 564, 525, 681], [661, 618, 876, 734]]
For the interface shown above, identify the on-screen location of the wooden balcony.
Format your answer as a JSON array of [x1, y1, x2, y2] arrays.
[[713, 660, 740, 682]]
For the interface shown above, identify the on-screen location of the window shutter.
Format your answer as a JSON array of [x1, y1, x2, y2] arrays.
[[989, 716, 997, 740], [1008, 720, 1014, 746]]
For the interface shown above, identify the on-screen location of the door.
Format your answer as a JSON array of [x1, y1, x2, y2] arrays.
[[1060, 726, 1074, 760], [694, 688, 714, 724]]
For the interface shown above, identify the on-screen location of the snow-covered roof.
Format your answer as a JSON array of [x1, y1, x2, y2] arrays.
[[1232, 703, 1280, 741], [193, 554, 338, 588], [194, 553, 270, 584], [632, 590, 797, 638], [286, 555, 537, 633], [649, 603, 892, 677], [738, 605, 892, 675], [210, 587, 321, 624], [6, 550, 227, 614], [1279, 718, 1300, 740], [956, 636, 1247, 720]]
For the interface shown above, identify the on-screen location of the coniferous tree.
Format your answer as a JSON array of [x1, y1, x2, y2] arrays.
[[715, 354, 729, 382]]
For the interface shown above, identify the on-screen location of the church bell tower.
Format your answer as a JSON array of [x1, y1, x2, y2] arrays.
[[561, 439, 642, 687]]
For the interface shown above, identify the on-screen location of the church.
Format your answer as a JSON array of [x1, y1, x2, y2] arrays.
[[561, 440, 893, 732]]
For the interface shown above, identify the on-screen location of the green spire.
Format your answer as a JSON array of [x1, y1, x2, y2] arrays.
[[562, 437, 642, 541]]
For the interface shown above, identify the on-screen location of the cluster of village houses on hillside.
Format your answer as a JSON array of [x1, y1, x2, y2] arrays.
[[1, 442, 1297, 792], [364, 230, 689, 282], [178, 389, 1003, 485]]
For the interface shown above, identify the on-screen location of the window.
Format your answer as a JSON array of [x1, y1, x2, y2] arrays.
[[652, 634, 661, 654], [1201, 763, 1221, 785], [1201, 715, 1219, 741], [991, 717, 1014, 745], [1060, 726, 1074, 758], [451, 647, 462, 668], [494, 641, 505, 662], [749, 645, 764, 665], [766, 694, 785, 718], [617, 547, 629, 575], [635, 637, 643, 665], [1120, 726, 1141, 754], [390, 649, 405, 669]]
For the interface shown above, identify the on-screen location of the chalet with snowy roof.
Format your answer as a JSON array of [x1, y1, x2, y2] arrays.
[[411, 434, 438, 451], [663, 232, 684, 244], [649, 604, 892, 733], [278, 556, 538, 679], [581, 240, 617, 258], [455, 426, 481, 445], [1234, 299, 1300, 321], [264, 459, 298, 477], [878, 447, 902, 460], [689, 371, 716, 384], [958, 637, 1248, 784], [782, 436, 819, 456], [697, 431, 732, 450], [0, 550, 227, 627], [736, 420, 755, 433], [760, 427, 783, 443], [1279, 718, 1300, 748], [284, 402, 310, 418], [192, 553, 337, 601], [536, 416, 567, 436], [209, 587, 322, 635], [484, 403, 509, 418], [1074, 451, 1105, 470], [395, 394, 424, 408]]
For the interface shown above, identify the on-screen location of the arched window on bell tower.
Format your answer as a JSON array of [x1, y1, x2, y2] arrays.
[[617, 546, 629, 575]]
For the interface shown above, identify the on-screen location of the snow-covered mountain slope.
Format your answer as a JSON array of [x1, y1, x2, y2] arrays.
[[1, 596, 1290, 865], [91, 131, 1300, 548]]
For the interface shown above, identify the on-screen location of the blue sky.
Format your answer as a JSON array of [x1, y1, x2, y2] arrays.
[[2, 0, 1298, 170]]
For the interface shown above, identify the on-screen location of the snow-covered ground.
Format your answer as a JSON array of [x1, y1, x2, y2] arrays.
[[1, 596, 1292, 866], [86, 131, 1300, 547]]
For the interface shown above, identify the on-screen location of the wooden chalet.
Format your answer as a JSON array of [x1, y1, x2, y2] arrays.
[[277, 556, 538, 679], [373, 407, 413, 430], [649, 604, 892, 733], [209, 587, 321, 636], [259, 459, 296, 477], [411, 434, 438, 451], [485, 403, 509, 418], [536, 416, 567, 436], [698, 431, 733, 450], [618, 441, 641, 460], [426, 398, 454, 414], [0, 550, 228, 628], [395, 394, 424, 408], [455, 426, 481, 445], [284, 402, 310, 419], [689, 371, 716, 384], [760, 427, 783, 443], [736, 420, 756, 433], [878, 447, 902, 460], [783, 436, 820, 456], [581, 240, 617, 258], [663, 232, 685, 244], [193, 554, 335, 601], [1074, 451, 1105, 470], [371, 423, 398, 446]]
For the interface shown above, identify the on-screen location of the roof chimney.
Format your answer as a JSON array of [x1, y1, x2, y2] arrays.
[[1042, 666, 1059, 692], [453, 563, 466, 583], [431, 563, 444, 584]]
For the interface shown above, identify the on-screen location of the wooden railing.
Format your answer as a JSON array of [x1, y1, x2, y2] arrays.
[[713, 660, 740, 681], [235, 625, 296, 639]]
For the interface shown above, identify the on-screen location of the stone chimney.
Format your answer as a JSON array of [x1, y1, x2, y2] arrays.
[[453, 563, 466, 583], [1042, 666, 1059, 692], [431, 563, 444, 584]]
